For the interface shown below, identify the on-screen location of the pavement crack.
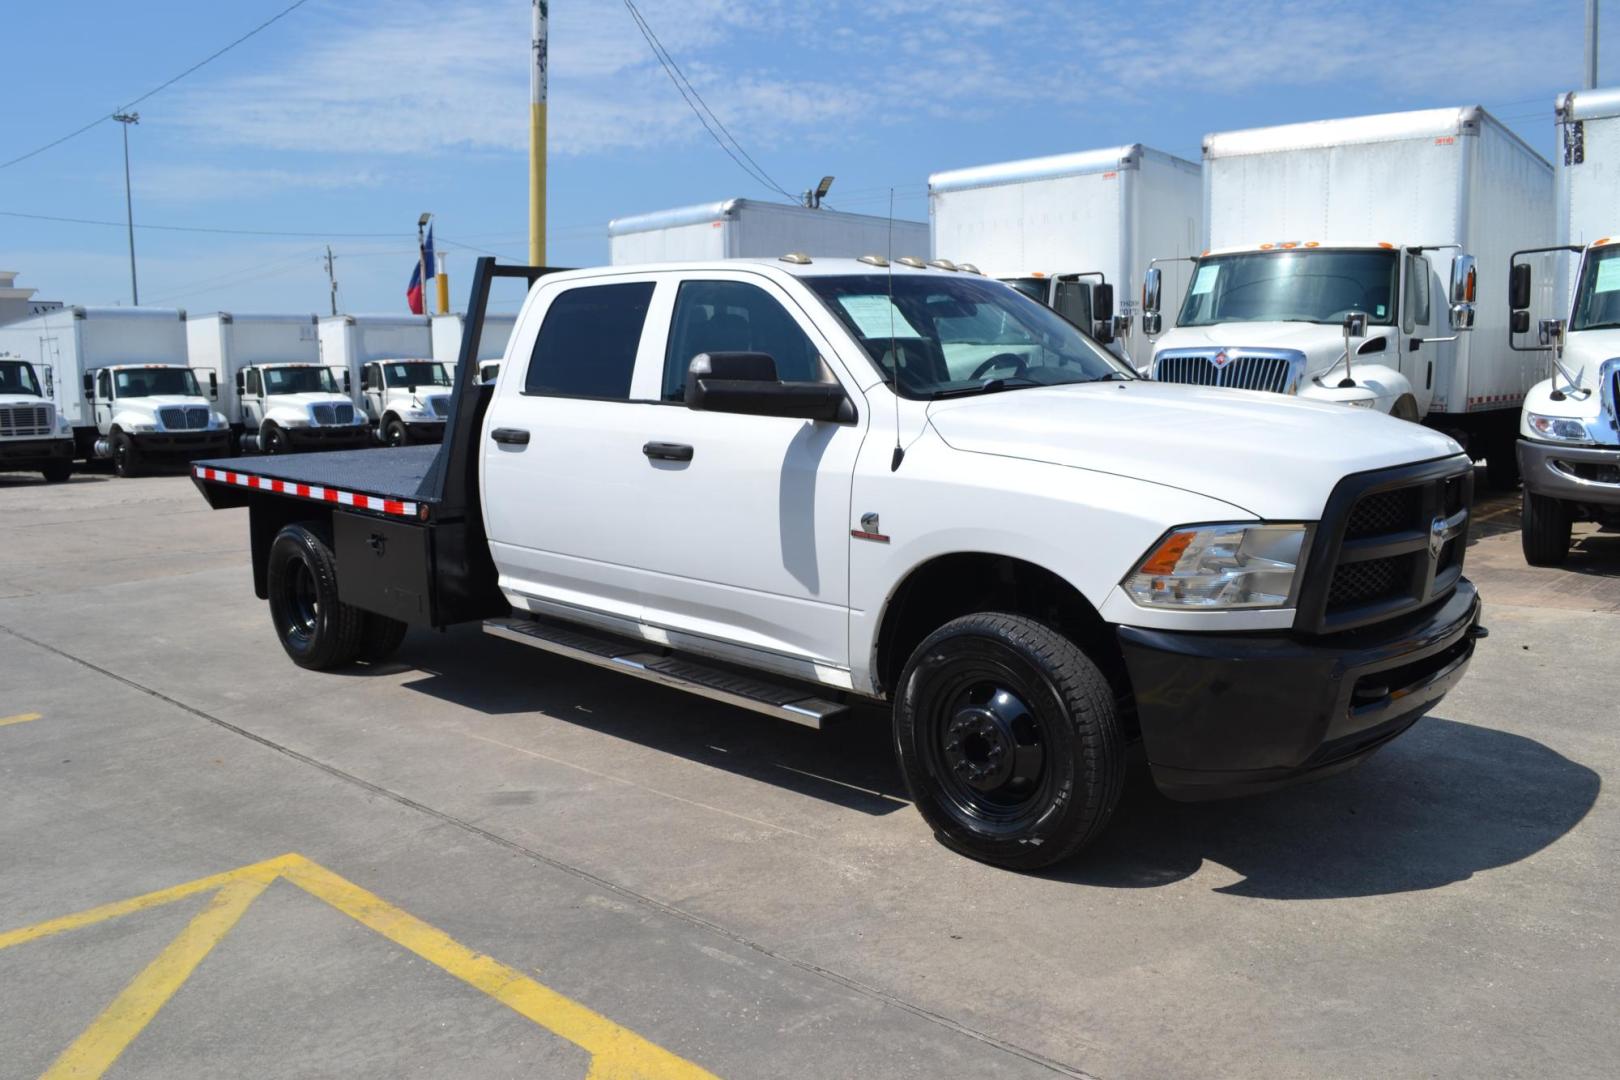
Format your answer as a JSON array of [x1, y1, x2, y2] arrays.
[[0, 621, 1100, 1080]]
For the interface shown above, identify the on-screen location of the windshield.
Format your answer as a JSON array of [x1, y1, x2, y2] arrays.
[[807, 274, 1128, 398], [380, 361, 449, 388], [0, 360, 43, 397], [1001, 277, 1049, 304], [263, 366, 339, 394], [113, 367, 201, 398], [1571, 245, 1620, 331], [1177, 249, 1399, 327]]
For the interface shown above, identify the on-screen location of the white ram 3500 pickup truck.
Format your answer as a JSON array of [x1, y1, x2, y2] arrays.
[[193, 257, 1486, 869]]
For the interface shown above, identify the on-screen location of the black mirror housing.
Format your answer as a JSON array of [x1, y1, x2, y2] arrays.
[[82, 373, 94, 396], [1511, 309, 1530, 335], [1091, 283, 1114, 324], [1509, 262, 1532, 312], [686, 351, 852, 422]]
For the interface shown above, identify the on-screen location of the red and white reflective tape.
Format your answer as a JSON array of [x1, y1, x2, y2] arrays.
[[193, 465, 418, 518]]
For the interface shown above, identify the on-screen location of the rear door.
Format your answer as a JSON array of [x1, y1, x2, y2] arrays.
[[481, 273, 665, 629]]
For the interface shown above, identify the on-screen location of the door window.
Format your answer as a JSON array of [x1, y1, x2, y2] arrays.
[[524, 281, 655, 400], [662, 280, 826, 401], [1404, 254, 1433, 332], [245, 369, 263, 396], [97, 371, 112, 399], [362, 365, 378, 392]]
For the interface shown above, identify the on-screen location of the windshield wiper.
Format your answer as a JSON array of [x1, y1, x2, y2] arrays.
[[1574, 320, 1620, 332], [931, 376, 1041, 399]]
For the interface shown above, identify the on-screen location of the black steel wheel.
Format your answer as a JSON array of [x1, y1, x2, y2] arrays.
[[262, 424, 289, 455], [111, 432, 141, 478], [383, 418, 410, 447], [894, 612, 1124, 870], [265, 523, 364, 669]]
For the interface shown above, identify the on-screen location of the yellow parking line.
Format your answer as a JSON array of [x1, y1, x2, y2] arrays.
[[0, 712, 42, 728], [40, 876, 272, 1080]]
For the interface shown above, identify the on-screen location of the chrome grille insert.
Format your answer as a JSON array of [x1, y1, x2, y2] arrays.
[[157, 406, 210, 430], [1152, 348, 1306, 395]]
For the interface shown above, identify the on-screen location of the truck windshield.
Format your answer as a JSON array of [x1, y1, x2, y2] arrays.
[[114, 367, 201, 398], [380, 362, 449, 388], [0, 359, 43, 397], [1570, 245, 1620, 331], [1001, 278, 1048, 304], [1177, 249, 1398, 327], [263, 366, 339, 394], [807, 274, 1129, 398]]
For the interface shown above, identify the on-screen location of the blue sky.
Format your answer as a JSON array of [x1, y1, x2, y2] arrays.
[[0, 0, 1604, 315]]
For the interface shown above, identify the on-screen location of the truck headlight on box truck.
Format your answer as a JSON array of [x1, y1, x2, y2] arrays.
[[1124, 524, 1308, 609], [1526, 413, 1591, 442]]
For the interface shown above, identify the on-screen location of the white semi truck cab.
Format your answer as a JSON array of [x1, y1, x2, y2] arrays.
[[1141, 242, 1478, 416], [228, 363, 371, 454], [83, 363, 231, 478], [1511, 237, 1620, 562], [0, 353, 74, 482], [358, 359, 452, 446]]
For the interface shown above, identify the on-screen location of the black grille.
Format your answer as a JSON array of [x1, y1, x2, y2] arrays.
[[1296, 457, 1474, 634], [0, 404, 52, 437], [428, 395, 450, 418], [311, 403, 355, 426], [158, 406, 209, 430]]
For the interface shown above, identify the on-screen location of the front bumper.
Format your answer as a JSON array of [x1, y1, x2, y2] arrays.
[[1518, 438, 1620, 506], [405, 420, 446, 441], [130, 430, 233, 460], [287, 425, 373, 449], [0, 437, 74, 466], [1118, 580, 1482, 801]]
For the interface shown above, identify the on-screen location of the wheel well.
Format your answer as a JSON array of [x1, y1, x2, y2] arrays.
[[874, 553, 1129, 707], [1392, 394, 1421, 422]]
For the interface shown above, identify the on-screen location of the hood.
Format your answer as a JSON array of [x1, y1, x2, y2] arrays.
[[1562, 327, 1620, 386], [118, 394, 210, 412], [1156, 321, 1392, 375], [263, 392, 352, 409], [927, 381, 1463, 520], [0, 393, 50, 407]]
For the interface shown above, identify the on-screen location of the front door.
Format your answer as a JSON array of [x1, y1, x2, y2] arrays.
[[1402, 252, 1437, 414], [94, 370, 114, 432], [627, 273, 865, 672], [361, 364, 384, 422]]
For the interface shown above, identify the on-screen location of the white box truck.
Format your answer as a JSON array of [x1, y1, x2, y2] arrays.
[[1141, 106, 1553, 485], [0, 351, 75, 482], [0, 306, 229, 476], [1510, 87, 1620, 564], [609, 198, 929, 266], [929, 144, 1202, 370], [317, 314, 448, 446], [431, 312, 516, 384], [187, 313, 371, 454]]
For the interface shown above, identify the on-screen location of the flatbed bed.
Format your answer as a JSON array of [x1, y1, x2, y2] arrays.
[[192, 445, 442, 520]]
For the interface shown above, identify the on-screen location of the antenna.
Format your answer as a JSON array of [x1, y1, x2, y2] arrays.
[[887, 188, 904, 471]]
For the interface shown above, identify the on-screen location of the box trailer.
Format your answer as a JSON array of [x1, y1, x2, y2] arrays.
[[1142, 105, 1553, 481], [187, 313, 369, 453], [318, 314, 448, 446], [1509, 87, 1620, 563], [431, 312, 516, 383], [0, 306, 228, 473], [609, 198, 929, 266], [929, 145, 1202, 370]]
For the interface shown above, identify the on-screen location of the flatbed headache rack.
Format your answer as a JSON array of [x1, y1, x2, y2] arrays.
[[192, 258, 568, 628]]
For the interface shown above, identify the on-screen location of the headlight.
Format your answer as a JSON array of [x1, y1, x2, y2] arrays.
[[126, 419, 158, 433], [58, 416, 73, 434], [1124, 524, 1308, 610], [210, 413, 229, 429], [1526, 413, 1590, 442], [1343, 397, 1377, 408]]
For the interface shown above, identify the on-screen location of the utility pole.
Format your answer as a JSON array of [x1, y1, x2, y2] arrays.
[[113, 112, 140, 305], [529, 0, 548, 266], [323, 246, 339, 316], [1587, 0, 1601, 89]]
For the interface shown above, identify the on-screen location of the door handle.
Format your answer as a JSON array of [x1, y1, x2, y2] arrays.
[[642, 441, 693, 462], [490, 427, 530, 446]]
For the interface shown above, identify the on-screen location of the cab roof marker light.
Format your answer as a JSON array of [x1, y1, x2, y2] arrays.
[[858, 254, 890, 267], [779, 252, 812, 265], [897, 256, 928, 269], [957, 262, 983, 274], [1280, 241, 1299, 249], [1259, 243, 1275, 250], [1378, 242, 1395, 249], [1304, 241, 1320, 248], [927, 259, 959, 271]]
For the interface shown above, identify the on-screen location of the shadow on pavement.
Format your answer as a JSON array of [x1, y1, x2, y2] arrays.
[[1051, 716, 1600, 898]]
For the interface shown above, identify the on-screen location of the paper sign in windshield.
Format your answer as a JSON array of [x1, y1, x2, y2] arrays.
[[1594, 257, 1620, 294], [840, 296, 923, 338], [1191, 265, 1221, 296]]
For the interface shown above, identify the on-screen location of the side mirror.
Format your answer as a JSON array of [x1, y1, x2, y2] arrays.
[[1343, 312, 1369, 338], [1539, 318, 1565, 348], [82, 373, 94, 397], [208, 372, 218, 400], [343, 370, 352, 393], [1509, 261, 1532, 311], [1142, 312, 1163, 337], [235, 371, 246, 394], [1512, 310, 1530, 334], [685, 351, 851, 422], [1090, 283, 1115, 343], [1141, 267, 1162, 316], [1449, 254, 1477, 332]]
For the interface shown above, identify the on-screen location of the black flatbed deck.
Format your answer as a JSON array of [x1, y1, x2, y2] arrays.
[[192, 444, 448, 518]]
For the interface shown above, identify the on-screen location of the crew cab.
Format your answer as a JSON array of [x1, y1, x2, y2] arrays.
[[193, 256, 1486, 869], [0, 354, 74, 482]]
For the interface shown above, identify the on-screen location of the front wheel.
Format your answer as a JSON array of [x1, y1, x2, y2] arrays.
[[111, 432, 142, 478], [893, 612, 1125, 870], [261, 423, 290, 455], [1522, 490, 1572, 566], [41, 459, 72, 483], [382, 418, 410, 447], [266, 523, 365, 669]]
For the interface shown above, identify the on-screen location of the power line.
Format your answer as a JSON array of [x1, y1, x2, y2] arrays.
[[1, 0, 312, 171], [0, 209, 408, 238], [619, 0, 798, 203]]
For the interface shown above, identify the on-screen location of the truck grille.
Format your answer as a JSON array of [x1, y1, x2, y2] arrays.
[[311, 403, 355, 426], [1296, 458, 1473, 634], [1153, 348, 1305, 394], [427, 395, 451, 418], [0, 404, 52, 438], [158, 406, 210, 430]]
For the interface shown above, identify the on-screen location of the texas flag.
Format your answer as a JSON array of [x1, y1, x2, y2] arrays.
[[406, 225, 435, 314]]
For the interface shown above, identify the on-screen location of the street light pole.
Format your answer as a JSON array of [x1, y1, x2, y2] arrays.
[[113, 112, 140, 305]]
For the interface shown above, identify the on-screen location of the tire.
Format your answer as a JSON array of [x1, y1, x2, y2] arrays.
[[1485, 433, 1520, 490], [1522, 490, 1572, 567], [111, 432, 142, 478], [41, 459, 72, 483], [265, 523, 365, 670], [262, 423, 289, 455], [893, 612, 1125, 870], [383, 417, 410, 447], [357, 612, 409, 663]]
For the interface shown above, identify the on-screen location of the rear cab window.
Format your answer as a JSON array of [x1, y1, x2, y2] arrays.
[[525, 281, 656, 400]]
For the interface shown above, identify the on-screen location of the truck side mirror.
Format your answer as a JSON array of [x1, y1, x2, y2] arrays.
[[1509, 261, 1532, 311], [685, 351, 851, 422], [82, 373, 94, 397], [1091, 283, 1115, 342], [208, 372, 218, 400], [1539, 318, 1565, 348], [1141, 268, 1163, 337], [343, 370, 352, 393], [1449, 254, 1477, 332], [235, 371, 246, 394], [1343, 312, 1369, 338]]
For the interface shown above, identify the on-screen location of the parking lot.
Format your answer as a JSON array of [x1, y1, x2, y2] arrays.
[[1, 470, 1617, 1079]]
